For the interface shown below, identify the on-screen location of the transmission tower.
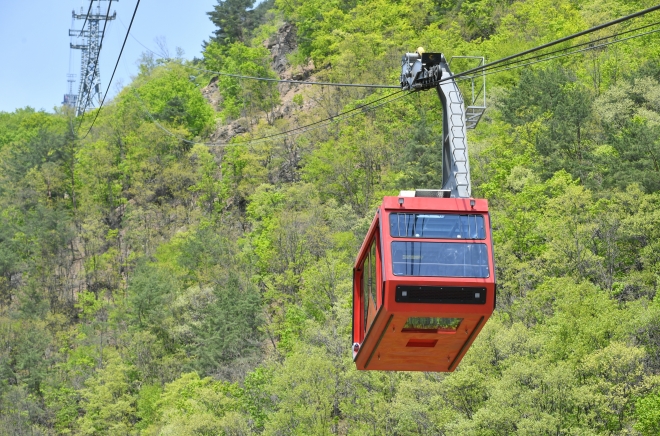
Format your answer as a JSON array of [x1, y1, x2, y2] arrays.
[[62, 74, 78, 108], [69, 1, 117, 116]]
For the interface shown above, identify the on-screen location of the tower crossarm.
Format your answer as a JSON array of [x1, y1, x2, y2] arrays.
[[72, 11, 117, 20]]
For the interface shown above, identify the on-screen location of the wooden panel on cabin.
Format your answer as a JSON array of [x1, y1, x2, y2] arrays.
[[360, 314, 485, 371]]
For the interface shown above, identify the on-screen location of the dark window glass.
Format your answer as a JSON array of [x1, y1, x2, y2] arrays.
[[391, 242, 489, 278], [369, 241, 377, 309], [390, 213, 485, 239], [362, 255, 368, 332], [362, 238, 379, 333]]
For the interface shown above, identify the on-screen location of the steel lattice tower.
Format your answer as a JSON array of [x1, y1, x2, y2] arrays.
[[62, 74, 78, 108], [69, 1, 117, 116]]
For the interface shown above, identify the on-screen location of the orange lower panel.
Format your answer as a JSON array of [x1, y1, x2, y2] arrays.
[[354, 312, 487, 372]]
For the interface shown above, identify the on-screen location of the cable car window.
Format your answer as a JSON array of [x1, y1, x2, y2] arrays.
[[362, 256, 368, 332], [369, 241, 377, 309], [362, 239, 378, 333], [390, 213, 485, 239], [391, 242, 489, 278], [402, 317, 463, 332]]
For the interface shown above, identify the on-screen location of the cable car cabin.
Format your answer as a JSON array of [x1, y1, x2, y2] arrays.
[[352, 193, 495, 372]]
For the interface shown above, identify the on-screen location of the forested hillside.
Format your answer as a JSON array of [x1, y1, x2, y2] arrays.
[[3, 0, 660, 434]]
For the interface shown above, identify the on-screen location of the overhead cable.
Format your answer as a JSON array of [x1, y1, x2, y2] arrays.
[[119, 17, 168, 58], [209, 15, 660, 147], [78, 0, 94, 37], [84, 3, 660, 145], [478, 25, 660, 79], [182, 65, 399, 89], [242, 91, 414, 145], [223, 90, 406, 145], [119, 4, 660, 90], [131, 88, 406, 147], [465, 20, 660, 79], [133, 9, 660, 149], [214, 10, 660, 147], [449, 3, 660, 82]]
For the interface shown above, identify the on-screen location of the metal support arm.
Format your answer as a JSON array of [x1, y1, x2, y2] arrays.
[[401, 51, 471, 198]]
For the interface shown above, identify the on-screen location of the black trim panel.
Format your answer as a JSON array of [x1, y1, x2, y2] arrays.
[[395, 285, 487, 304]]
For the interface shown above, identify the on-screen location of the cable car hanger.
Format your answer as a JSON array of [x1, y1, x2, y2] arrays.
[[400, 48, 479, 198]]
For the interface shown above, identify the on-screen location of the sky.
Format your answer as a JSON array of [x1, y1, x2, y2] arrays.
[[0, 0, 218, 113]]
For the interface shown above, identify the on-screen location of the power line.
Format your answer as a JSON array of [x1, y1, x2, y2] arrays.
[[131, 88, 407, 147], [253, 91, 414, 144], [77, 0, 94, 37], [80, 0, 142, 140], [84, 3, 660, 146], [478, 25, 660, 80], [130, 10, 660, 149], [184, 65, 400, 89], [117, 16, 169, 58], [213, 20, 660, 146], [449, 3, 660, 82], [465, 20, 660, 79], [225, 90, 406, 145], [217, 11, 660, 147], [118, 3, 660, 91]]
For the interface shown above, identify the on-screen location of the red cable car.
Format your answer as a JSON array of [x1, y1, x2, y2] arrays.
[[352, 192, 495, 371], [351, 50, 495, 371]]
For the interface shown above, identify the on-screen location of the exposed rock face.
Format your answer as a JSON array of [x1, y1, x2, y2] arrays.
[[201, 76, 222, 111], [266, 23, 315, 83], [266, 23, 317, 121], [209, 119, 248, 145], [267, 23, 298, 76], [204, 22, 318, 143]]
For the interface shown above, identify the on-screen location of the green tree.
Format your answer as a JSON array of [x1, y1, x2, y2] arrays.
[[594, 75, 660, 193], [264, 348, 340, 435], [191, 275, 263, 377], [636, 390, 660, 436], [204, 41, 280, 122], [127, 64, 215, 138], [208, 0, 257, 44], [77, 355, 139, 435], [144, 372, 248, 435], [499, 67, 595, 180]]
